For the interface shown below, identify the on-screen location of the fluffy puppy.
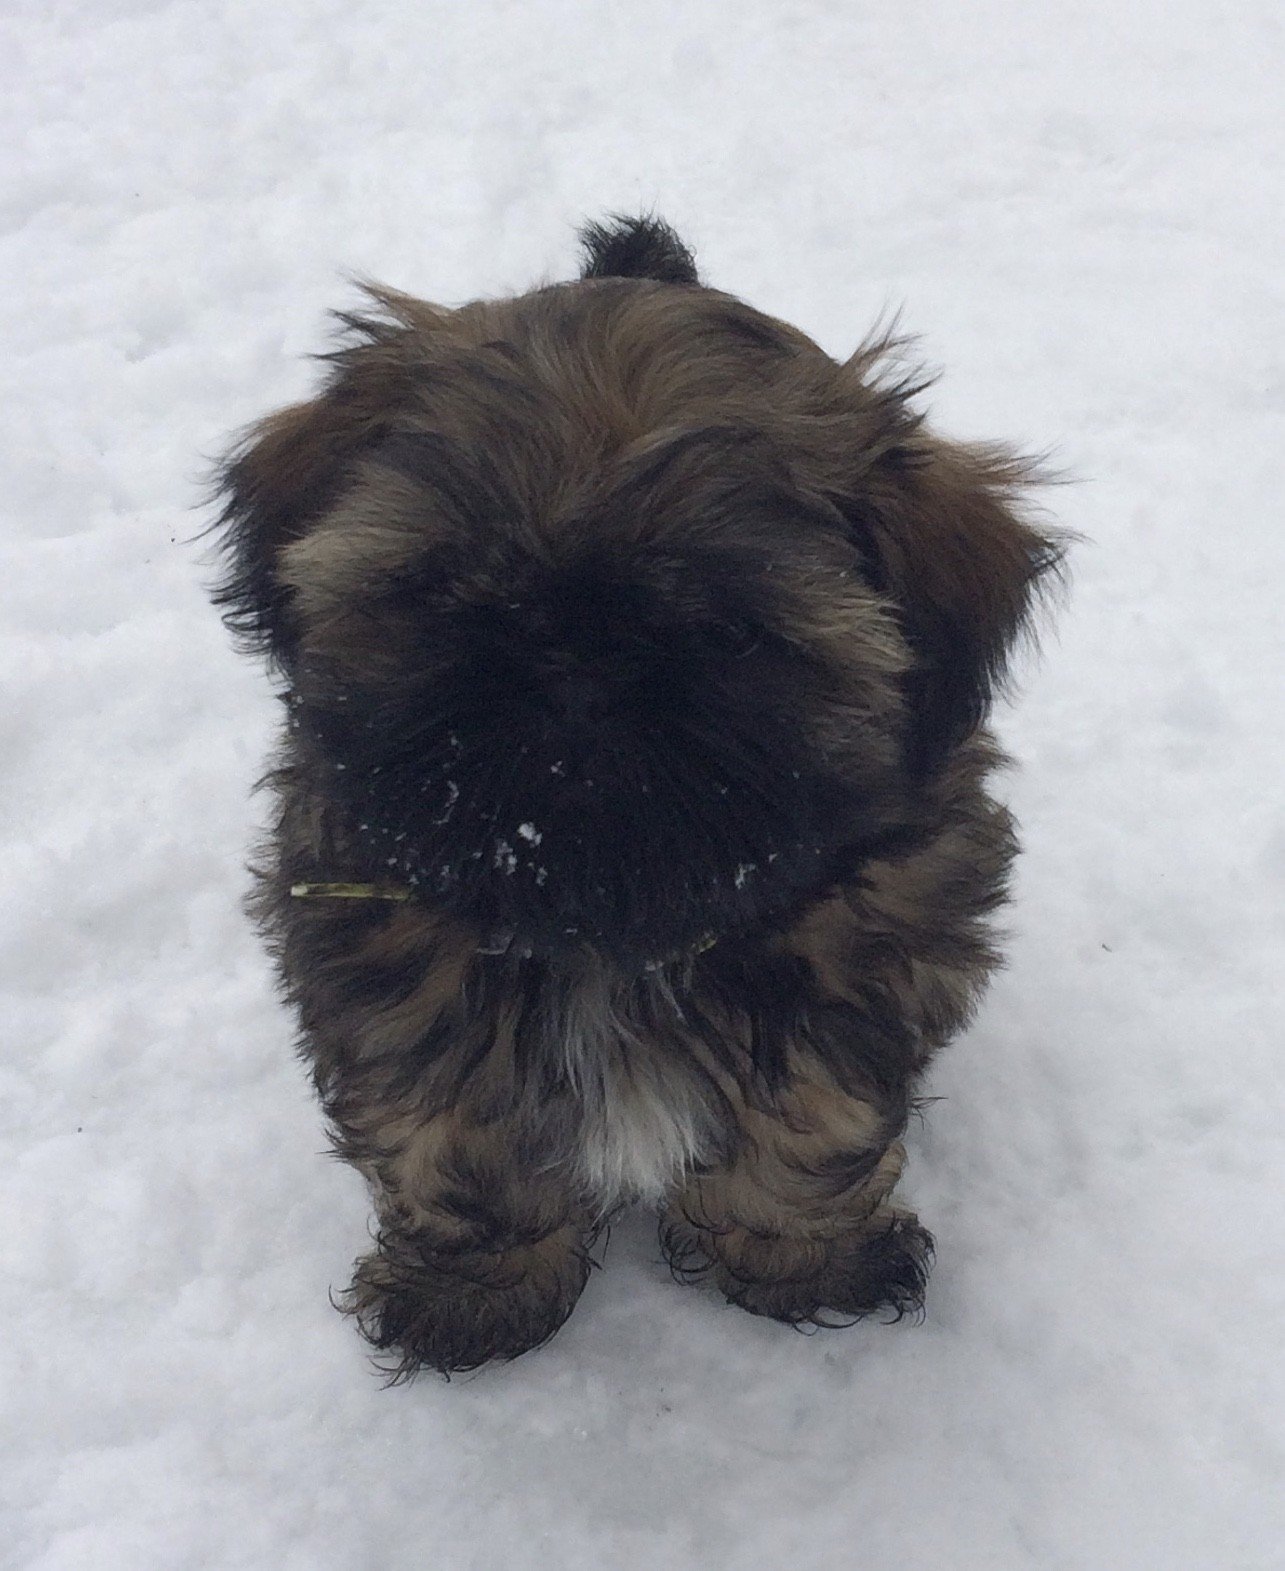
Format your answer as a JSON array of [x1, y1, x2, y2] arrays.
[[212, 216, 1060, 1378]]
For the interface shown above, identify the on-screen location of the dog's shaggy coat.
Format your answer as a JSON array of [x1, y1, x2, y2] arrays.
[[212, 216, 1060, 1377]]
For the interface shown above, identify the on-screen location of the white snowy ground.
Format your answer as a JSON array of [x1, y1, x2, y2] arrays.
[[2, 2, 1282, 1566]]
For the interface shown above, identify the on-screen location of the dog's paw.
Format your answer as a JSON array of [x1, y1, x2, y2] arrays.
[[340, 1226, 592, 1380], [664, 1210, 933, 1329]]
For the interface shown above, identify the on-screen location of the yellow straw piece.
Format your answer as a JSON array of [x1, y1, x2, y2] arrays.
[[289, 882, 413, 901]]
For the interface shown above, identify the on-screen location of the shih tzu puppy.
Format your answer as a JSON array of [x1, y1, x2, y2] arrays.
[[211, 215, 1061, 1377]]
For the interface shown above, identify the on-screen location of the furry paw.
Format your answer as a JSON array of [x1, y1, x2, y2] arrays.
[[341, 1226, 592, 1379], [663, 1211, 933, 1329]]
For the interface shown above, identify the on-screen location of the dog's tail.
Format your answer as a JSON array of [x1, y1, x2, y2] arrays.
[[577, 214, 699, 285]]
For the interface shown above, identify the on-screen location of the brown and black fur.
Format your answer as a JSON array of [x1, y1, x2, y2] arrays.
[[211, 215, 1061, 1378]]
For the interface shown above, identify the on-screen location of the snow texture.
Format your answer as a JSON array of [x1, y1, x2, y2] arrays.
[[2, 2, 1283, 1566]]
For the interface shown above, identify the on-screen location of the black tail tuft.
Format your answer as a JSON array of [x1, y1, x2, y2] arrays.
[[577, 213, 699, 285]]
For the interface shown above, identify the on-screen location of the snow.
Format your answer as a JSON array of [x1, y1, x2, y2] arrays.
[[2, 1, 1282, 1566]]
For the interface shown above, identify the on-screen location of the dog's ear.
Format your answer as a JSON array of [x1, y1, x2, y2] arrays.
[[212, 396, 368, 665], [578, 214, 699, 284], [858, 435, 1063, 777], [210, 287, 443, 667]]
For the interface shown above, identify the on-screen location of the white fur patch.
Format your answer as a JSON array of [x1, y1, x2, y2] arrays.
[[554, 971, 715, 1208]]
